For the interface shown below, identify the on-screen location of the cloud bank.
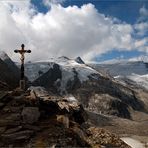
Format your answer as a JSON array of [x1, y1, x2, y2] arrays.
[[0, 0, 147, 62]]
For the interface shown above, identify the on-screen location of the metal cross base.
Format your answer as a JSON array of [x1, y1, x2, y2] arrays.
[[19, 80, 25, 90]]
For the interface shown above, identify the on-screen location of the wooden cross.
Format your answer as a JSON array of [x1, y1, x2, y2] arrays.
[[14, 44, 31, 90]]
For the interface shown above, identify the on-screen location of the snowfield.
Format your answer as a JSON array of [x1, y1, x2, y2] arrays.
[[25, 62, 52, 82], [24, 57, 100, 93], [121, 137, 145, 148], [58, 57, 99, 93], [127, 74, 148, 90], [89, 60, 148, 90]]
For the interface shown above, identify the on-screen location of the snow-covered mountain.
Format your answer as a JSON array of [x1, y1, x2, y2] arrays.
[[22, 56, 148, 119], [1, 52, 147, 119], [0, 53, 148, 146], [89, 60, 148, 90], [25, 56, 100, 94]]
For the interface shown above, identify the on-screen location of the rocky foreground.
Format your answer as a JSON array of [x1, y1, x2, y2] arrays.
[[0, 88, 130, 148]]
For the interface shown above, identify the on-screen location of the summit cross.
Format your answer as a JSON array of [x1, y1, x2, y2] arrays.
[[14, 44, 31, 90]]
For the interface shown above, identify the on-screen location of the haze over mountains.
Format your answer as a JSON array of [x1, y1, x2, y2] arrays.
[[89, 59, 148, 90]]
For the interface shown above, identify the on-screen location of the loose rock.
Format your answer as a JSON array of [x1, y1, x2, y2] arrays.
[[1, 130, 34, 142], [21, 107, 40, 124], [4, 126, 22, 134]]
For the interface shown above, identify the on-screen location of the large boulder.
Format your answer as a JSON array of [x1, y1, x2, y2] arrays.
[[21, 107, 40, 124]]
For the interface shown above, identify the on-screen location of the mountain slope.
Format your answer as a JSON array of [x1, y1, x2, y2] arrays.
[[25, 57, 100, 94], [0, 58, 19, 89], [89, 61, 148, 90], [24, 57, 148, 119], [0, 51, 20, 78]]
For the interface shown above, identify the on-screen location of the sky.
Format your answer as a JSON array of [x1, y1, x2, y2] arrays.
[[0, 0, 147, 62]]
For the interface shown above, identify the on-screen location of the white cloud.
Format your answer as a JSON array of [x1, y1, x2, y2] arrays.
[[134, 37, 148, 53], [135, 6, 148, 36], [0, 1, 147, 62], [134, 22, 148, 36], [138, 5, 148, 22], [43, 0, 65, 6]]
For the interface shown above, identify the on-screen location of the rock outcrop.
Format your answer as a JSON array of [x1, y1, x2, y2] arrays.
[[0, 89, 130, 147], [0, 51, 20, 79], [75, 56, 85, 64], [0, 57, 19, 89]]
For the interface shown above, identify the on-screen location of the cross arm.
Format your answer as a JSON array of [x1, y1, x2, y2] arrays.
[[26, 50, 31, 53], [14, 49, 19, 53], [14, 49, 31, 53]]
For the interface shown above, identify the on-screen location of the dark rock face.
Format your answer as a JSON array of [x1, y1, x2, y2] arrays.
[[32, 63, 62, 92], [145, 62, 148, 69], [0, 81, 9, 91], [0, 59, 19, 89], [75, 57, 85, 64], [1, 55, 20, 79], [0, 52, 29, 90], [73, 76, 145, 119], [65, 68, 81, 93]]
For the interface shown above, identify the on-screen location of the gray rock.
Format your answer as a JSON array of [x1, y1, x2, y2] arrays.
[[0, 113, 21, 127], [75, 57, 85, 64], [0, 127, 6, 134], [0, 119, 20, 127], [30, 90, 37, 100], [0, 91, 8, 101], [0, 103, 4, 109], [21, 107, 40, 124], [22, 124, 41, 131], [1, 130, 34, 142], [4, 126, 22, 134], [5, 113, 21, 121], [7, 106, 24, 113]]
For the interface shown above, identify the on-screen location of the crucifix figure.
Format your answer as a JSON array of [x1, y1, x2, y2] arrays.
[[14, 44, 31, 90]]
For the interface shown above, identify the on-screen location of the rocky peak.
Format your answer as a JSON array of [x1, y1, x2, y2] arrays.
[[58, 56, 70, 60], [0, 51, 20, 77], [0, 51, 9, 61], [0, 59, 19, 89], [75, 57, 85, 64]]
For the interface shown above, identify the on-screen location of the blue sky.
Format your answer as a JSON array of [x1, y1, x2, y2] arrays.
[[94, 50, 146, 62], [31, 0, 148, 24], [30, 0, 148, 62], [0, 0, 147, 62], [64, 0, 148, 23]]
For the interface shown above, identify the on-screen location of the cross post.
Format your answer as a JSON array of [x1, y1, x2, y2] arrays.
[[14, 44, 31, 90]]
